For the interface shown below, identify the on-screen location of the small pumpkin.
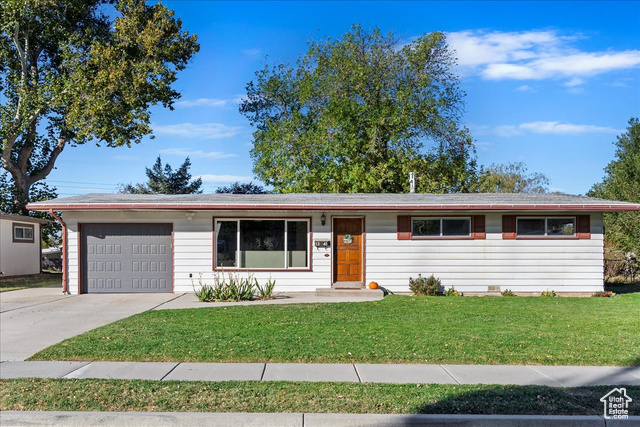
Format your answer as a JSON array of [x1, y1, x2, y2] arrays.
[[368, 281, 379, 290]]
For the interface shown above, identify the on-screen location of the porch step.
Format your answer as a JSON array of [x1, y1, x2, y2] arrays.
[[332, 281, 363, 289], [315, 288, 384, 297]]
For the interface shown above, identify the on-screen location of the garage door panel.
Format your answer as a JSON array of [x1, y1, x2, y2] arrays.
[[82, 224, 172, 293]]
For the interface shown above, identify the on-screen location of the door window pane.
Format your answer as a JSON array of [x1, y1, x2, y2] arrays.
[[287, 221, 308, 268], [442, 219, 470, 236], [216, 221, 237, 267], [517, 218, 545, 236], [240, 220, 285, 268]]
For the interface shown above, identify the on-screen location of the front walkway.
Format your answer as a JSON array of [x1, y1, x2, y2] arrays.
[[1, 361, 639, 387]]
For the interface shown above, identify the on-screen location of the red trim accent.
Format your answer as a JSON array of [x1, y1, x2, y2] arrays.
[[27, 203, 640, 212], [472, 215, 486, 239], [48, 210, 68, 294], [397, 216, 411, 240], [502, 215, 516, 239], [78, 223, 82, 294], [577, 215, 591, 239]]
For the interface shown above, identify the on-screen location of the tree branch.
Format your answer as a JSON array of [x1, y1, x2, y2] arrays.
[[28, 135, 66, 184]]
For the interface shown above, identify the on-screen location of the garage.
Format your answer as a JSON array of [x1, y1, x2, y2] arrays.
[[81, 224, 172, 293]]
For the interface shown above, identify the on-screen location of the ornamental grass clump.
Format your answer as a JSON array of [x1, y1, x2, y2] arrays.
[[409, 274, 442, 296], [255, 277, 276, 300], [192, 272, 272, 302], [541, 289, 557, 297], [501, 289, 516, 297]]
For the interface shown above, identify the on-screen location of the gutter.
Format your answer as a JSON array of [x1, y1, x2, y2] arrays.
[[48, 209, 69, 294]]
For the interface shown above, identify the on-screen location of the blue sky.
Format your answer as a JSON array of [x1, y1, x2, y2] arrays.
[[47, 1, 640, 196]]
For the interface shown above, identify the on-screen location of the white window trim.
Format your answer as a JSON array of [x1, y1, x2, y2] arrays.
[[215, 218, 311, 270], [516, 216, 576, 237], [411, 217, 472, 238]]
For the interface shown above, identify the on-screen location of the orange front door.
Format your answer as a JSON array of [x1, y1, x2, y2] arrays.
[[334, 218, 363, 283]]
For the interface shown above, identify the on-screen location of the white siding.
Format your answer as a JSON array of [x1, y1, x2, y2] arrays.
[[62, 210, 604, 294], [0, 219, 41, 276], [365, 212, 604, 293]]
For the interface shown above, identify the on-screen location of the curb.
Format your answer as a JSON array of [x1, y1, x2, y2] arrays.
[[1, 412, 639, 427]]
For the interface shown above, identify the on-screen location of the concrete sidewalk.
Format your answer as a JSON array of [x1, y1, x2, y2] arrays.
[[4, 411, 639, 427], [2, 361, 639, 386]]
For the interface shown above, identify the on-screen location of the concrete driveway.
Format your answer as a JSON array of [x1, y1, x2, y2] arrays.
[[0, 286, 184, 361]]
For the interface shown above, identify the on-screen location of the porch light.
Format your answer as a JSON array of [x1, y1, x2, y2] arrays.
[[321, 213, 326, 226]]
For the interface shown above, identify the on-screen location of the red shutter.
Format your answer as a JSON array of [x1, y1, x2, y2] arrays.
[[576, 215, 591, 239], [502, 215, 516, 239], [397, 216, 411, 240], [472, 215, 486, 239]]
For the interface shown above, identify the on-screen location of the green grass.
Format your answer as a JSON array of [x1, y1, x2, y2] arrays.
[[0, 272, 62, 292], [32, 294, 640, 365], [1, 379, 638, 415]]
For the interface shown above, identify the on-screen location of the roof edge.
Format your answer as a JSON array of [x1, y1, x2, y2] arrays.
[[25, 203, 640, 212]]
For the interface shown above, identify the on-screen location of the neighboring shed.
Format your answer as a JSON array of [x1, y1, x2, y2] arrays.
[[0, 213, 51, 277], [27, 193, 640, 295]]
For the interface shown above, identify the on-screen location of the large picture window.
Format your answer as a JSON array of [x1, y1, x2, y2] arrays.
[[215, 219, 310, 269], [516, 217, 575, 237], [13, 223, 35, 243], [412, 217, 471, 238]]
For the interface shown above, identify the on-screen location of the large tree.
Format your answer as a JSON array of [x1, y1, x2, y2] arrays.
[[477, 162, 549, 194], [240, 25, 476, 194], [588, 118, 640, 254], [215, 181, 268, 194], [120, 156, 202, 194], [1, 0, 199, 213]]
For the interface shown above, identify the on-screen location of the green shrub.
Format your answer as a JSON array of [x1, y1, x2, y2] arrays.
[[541, 289, 557, 297], [409, 274, 442, 296], [443, 286, 462, 297], [192, 272, 255, 302], [256, 277, 276, 300], [501, 289, 516, 297], [591, 290, 617, 298]]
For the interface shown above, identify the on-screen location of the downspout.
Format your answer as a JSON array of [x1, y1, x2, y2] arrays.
[[49, 209, 69, 294]]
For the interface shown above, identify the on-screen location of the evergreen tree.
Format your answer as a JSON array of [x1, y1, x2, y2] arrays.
[[120, 156, 203, 194]]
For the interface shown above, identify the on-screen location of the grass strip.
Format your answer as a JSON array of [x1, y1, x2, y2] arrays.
[[2, 379, 638, 415], [0, 272, 62, 292], [32, 294, 640, 366]]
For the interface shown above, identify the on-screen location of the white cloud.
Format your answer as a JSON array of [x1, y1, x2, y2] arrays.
[[515, 85, 537, 93], [159, 148, 236, 159], [242, 48, 261, 57], [518, 121, 619, 134], [447, 29, 640, 82], [564, 77, 585, 87], [174, 98, 230, 108], [152, 123, 241, 139], [475, 121, 621, 136], [197, 174, 254, 183]]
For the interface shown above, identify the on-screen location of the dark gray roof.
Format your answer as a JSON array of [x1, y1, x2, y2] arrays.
[[0, 212, 53, 224], [26, 193, 640, 212]]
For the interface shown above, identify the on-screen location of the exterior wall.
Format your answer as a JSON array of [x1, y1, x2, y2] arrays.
[[62, 210, 604, 294], [366, 211, 604, 293], [0, 219, 41, 277], [63, 210, 331, 294]]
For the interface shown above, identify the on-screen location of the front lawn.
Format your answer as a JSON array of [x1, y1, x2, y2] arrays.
[[0, 272, 62, 292], [32, 294, 640, 365], [2, 379, 638, 415]]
